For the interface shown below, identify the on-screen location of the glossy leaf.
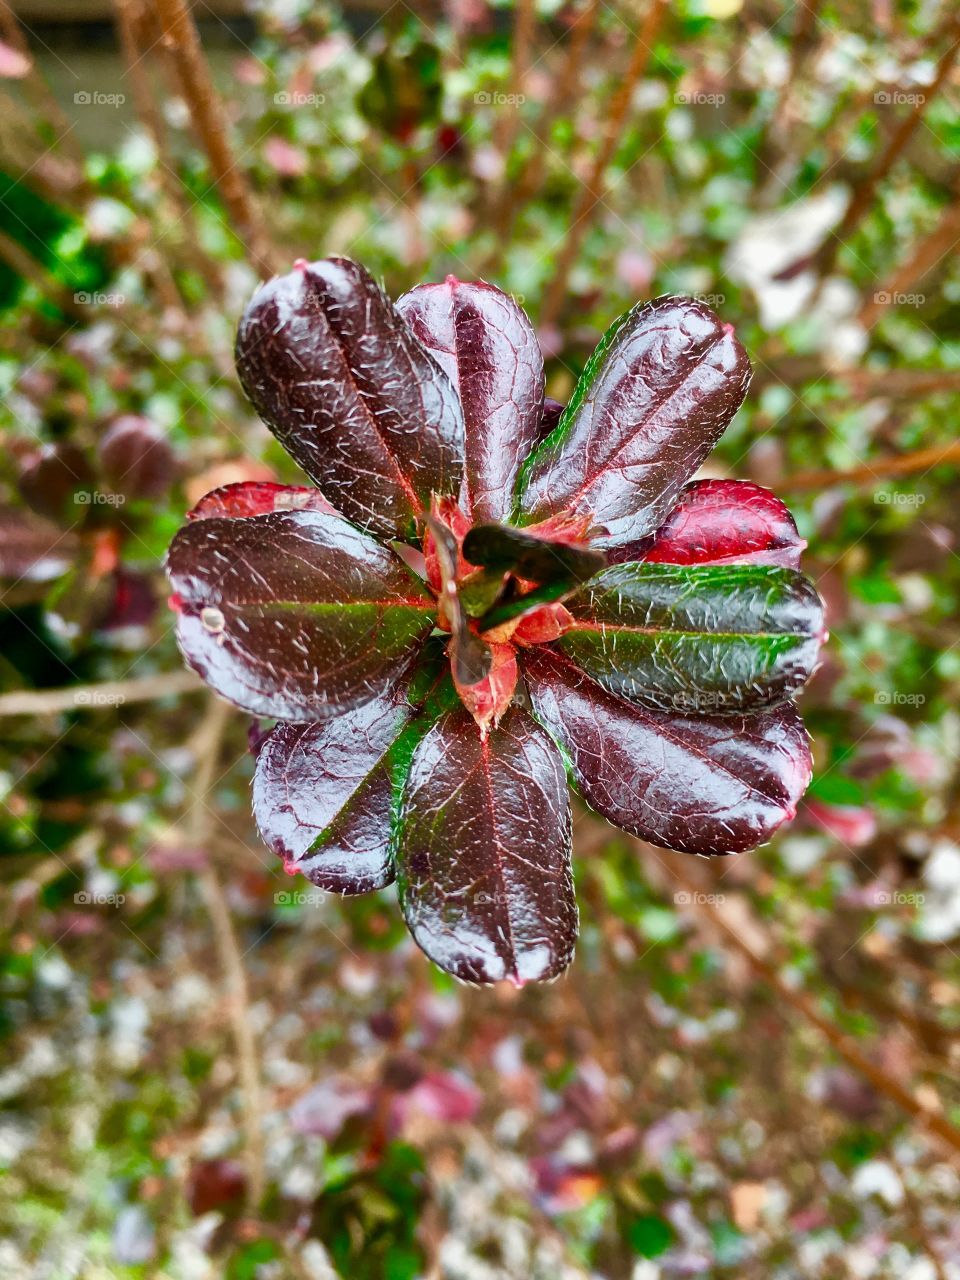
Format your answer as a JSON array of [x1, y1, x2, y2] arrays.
[[611, 479, 806, 569], [425, 513, 492, 687], [518, 296, 752, 547], [397, 278, 544, 522], [235, 257, 464, 538], [525, 647, 813, 855], [397, 705, 576, 984], [462, 522, 605, 587], [253, 685, 414, 892], [18, 443, 95, 525], [187, 481, 338, 521], [559, 561, 824, 714], [165, 509, 435, 720]]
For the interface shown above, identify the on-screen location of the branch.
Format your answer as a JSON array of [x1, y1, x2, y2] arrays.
[[185, 695, 266, 1209], [858, 187, 960, 330], [539, 0, 669, 331], [0, 670, 203, 717], [148, 0, 278, 276], [779, 440, 960, 492]]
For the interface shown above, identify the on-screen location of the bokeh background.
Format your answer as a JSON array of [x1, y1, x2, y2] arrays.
[[2, 0, 960, 1276]]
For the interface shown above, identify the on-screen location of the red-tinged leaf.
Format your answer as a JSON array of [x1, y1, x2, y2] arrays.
[[559, 561, 825, 714], [422, 494, 472, 596], [426, 512, 492, 687], [253, 686, 414, 892], [610, 479, 806, 568], [235, 257, 464, 538], [804, 798, 877, 847], [165, 509, 435, 720], [397, 705, 576, 985], [518, 296, 752, 548], [187, 480, 338, 521], [0, 506, 78, 583], [483, 601, 574, 646], [97, 415, 176, 499], [524, 647, 812, 855], [397, 278, 544, 522], [453, 640, 518, 732]]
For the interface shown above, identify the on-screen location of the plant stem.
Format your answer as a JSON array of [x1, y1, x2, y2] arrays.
[[0, 670, 202, 717], [858, 187, 960, 330], [780, 441, 960, 492], [148, 0, 278, 276], [539, 0, 668, 331], [185, 695, 266, 1209]]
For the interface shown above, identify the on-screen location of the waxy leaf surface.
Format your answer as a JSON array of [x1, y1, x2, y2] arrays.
[[397, 705, 576, 984], [236, 257, 464, 538], [526, 648, 812, 855], [254, 687, 413, 892], [518, 296, 751, 547], [559, 561, 824, 714], [463, 522, 605, 588], [397, 279, 544, 522], [612, 479, 806, 569], [188, 481, 338, 521], [166, 509, 435, 720]]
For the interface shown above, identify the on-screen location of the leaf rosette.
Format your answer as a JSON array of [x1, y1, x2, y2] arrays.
[[166, 259, 825, 985]]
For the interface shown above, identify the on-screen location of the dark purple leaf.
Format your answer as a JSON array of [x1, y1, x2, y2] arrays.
[[537, 396, 565, 444], [165, 509, 435, 720], [463, 521, 605, 587], [187, 480, 338, 521], [559, 561, 824, 714], [18, 443, 95, 524], [253, 685, 413, 893], [397, 705, 576, 985], [0, 506, 79, 582], [524, 647, 813, 855], [397, 278, 543, 522], [425, 512, 492, 687], [235, 257, 464, 538], [518, 296, 752, 547], [98, 415, 176, 499], [610, 479, 806, 568]]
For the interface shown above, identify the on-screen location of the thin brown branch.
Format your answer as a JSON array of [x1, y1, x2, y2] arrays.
[[659, 855, 960, 1162], [492, 0, 537, 168], [185, 695, 266, 1209], [812, 15, 960, 279], [539, 0, 669, 330], [148, 0, 278, 276], [488, 0, 601, 252], [780, 440, 960, 492], [0, 670, 203, 717], [859, 188, 960, 330]]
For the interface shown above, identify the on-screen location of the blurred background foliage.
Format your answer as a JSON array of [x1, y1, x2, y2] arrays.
[[1, 0, 960, 1276]]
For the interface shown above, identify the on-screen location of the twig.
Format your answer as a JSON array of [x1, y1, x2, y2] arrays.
[[148, 0, 278, 276], [539, 0, 669, 330], [779, 441, 960, 492], [0, 0, 86, 175], [185, 695, 266, 1209], [858, 188, 960, 330], [0, 670, 203, 717], [489, 0, 537, 195], [810, 15, 960, 280], [658, 855, 960, 1161]]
